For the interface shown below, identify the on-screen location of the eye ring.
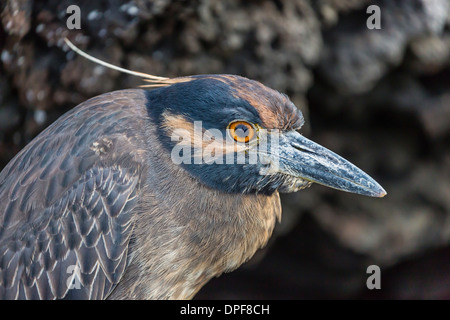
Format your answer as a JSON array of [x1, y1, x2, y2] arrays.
[[227, 120, 256, 143]]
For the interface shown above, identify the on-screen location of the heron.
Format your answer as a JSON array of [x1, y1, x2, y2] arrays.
[[0, 39, 386, 299]]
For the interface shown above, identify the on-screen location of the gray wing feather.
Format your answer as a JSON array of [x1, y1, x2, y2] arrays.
[[0, 90, 148, 299]]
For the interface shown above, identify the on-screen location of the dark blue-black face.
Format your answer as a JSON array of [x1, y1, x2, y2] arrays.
[[145, 74, 386, 197]]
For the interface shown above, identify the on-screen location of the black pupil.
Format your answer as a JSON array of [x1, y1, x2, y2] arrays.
[[235, 124, 249, 138]]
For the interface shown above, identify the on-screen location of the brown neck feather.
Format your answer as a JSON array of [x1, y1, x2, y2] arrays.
[[109, 102, 281, 299]]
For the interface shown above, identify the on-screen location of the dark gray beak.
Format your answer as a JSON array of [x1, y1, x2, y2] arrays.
[[276, 131, 386, 197]]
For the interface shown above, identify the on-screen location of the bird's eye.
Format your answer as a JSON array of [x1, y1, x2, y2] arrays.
[[228, 121, 255, 143]]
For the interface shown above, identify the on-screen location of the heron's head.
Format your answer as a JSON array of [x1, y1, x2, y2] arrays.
[[147, 74, 386, 197]]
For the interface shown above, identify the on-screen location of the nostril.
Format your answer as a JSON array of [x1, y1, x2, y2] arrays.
[[292, 143, 315, 154]]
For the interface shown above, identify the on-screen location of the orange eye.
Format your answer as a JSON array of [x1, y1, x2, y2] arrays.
[[228, 121, 255, 143]]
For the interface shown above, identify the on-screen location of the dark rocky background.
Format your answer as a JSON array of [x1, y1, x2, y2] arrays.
[[1, 0, 449, 299]]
